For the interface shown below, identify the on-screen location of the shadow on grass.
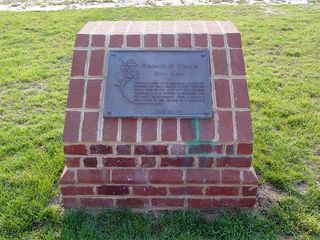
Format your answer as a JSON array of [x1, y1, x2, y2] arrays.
[[60, 208, 280, 240]]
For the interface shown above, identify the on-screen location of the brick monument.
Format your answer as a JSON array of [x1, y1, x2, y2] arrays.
[[60, 21, 259, 209]]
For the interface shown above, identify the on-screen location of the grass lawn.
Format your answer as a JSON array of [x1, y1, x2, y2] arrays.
[[0, 4, 319, 239]]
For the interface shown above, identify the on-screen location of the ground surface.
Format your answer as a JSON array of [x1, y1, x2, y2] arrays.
[[0, 4, 319, 240]]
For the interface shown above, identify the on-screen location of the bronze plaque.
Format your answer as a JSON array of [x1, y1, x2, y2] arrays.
[[103, 50, 212, 118]]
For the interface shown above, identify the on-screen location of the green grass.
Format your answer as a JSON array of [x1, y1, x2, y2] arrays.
[[0, 4, 319, 240]]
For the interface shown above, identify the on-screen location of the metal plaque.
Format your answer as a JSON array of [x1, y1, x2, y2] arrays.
[[103, 50, 212, 118]]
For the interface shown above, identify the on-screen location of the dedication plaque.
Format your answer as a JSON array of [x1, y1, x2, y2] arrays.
[[103, 50, 212, 118]]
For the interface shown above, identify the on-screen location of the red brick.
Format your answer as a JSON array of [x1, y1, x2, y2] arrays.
[[198, 157, 214, 168], [178, 34, 191, 48], [217, 157, 251, 167], [141, 119, 157, 142], [134, 145, 168, 155], [161, 119, 177, 141], [64, 145, 87, 155], [211, 34, 224, 47], [188, 144, 223, 154], [81, 112, 99, 142], [214, 80, 231, 108], [226, 144, 234, 155], [121, 118, 137, 142], [109, 35, 124, 48], [92, 35, 105, 47], [77, 169, 110, 183], [171, 144, 187, 155], [103, 118, 118, 141], [117, 198, 148, 208], [169, 187, 202, 195], [63, 111, 81, 142], [103, 157, 136, 167], [242, 186, 258, 196], [160, 157, 194, 167], [212, 49, 228, 75], [61, 186, 93, 196], [218, 111, 233, 142], [62, 197, 78, 208], [194, 34, 208, 47], [235, 111, 252, 142], [133, 186, 166, 196], [161, 34, 174, 47], [186, 169, 220, 184], [127, 35, 140, 47], [116, 145, 131, 155], [206, 186, 239, 196], [89, 50, 105, 76], [85, 80, 102, 108], [200, 117, 215, 141], [243, 170, 259, 185], [83, 157, 98, 167], [80, 198, 113, 207], [151, 198, 184, 207], [65, 157, 80, 168], [97, 185, 129, 195], [75, 34, 89, 47], [149, 169, 183, 184], [112, 169, 147, 184], [144, 34, 158, 48], [90, 145, 113, 154], [221, 198, 256, 208], [233, 79, 250, 108], [187, 199, 220, 208], [230, 49, 246, 75], [221, 169, 240, 184], [227, 33, 241, 48], [71, 50, 87, 76], [67, 79, 84, 108], [60, 169, 75, 184], [141, 157, 156, 168], [237, 143, 253, 154], [180, 119, 196, 141]]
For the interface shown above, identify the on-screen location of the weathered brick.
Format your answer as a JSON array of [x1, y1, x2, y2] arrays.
[[212, 49, 228, 75], [116, 145, 131, 155], [103, 118, 118, 141], [237, 143, 253, 155], [83, 157, 98, 167], [71, 50, 87, 76], [151, 198, 184, 207], [214, 79, 231, 108], [149, 169, 183, 184], [230, 49, 246, 75], [85, 80, 102, 108], [80, 198, 113, 207], [200, 117, 215, 141], [65, 157, 80, 168], [63, 111, 81, 142], [109, 35, 124, 48], [77, 169, 110, 183], [187, 199, 220, 208], [67, 79, 84, 108], [134, 145, 168, 155], [218, 111, 233, 142], [180, 119, 196, 141], [121, 118, 137, 142], [89, 50, 105, 76], [117, 198, 148, 208], [221, 198, 256, 208], [198, 157, 214, 168], [221, 169, 240, 184], [61, 186, 93, 196], [90, 145, 113, 154], [81, 112, 99, 142], [141, 157, 156, 168], [97, 185, 129, 195], [242, 186, 258, 196], [141, 119, 157, 142], [226, 144, 234, 155], [112, 169, 147, 184], [170, 144, 187, 155], [103, 157, 136, 167], [188, 144, 222, 154], [206, 186, 239, 196], [169, 187, 202, 195], [62, 197, 78, 208], [160, 157, 194, 167], [127, 35, 141, 47], [161, 119, 177, 141], [217, 157, 251, 167], [133, 186, 166, 196], [60, 169, 75, 184], [235, 111, 252, 142], [186, 169, 220, 184], [64, 145, 87, 155]]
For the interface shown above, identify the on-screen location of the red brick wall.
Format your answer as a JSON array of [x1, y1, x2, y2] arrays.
[[60, 21, 258, 209]]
